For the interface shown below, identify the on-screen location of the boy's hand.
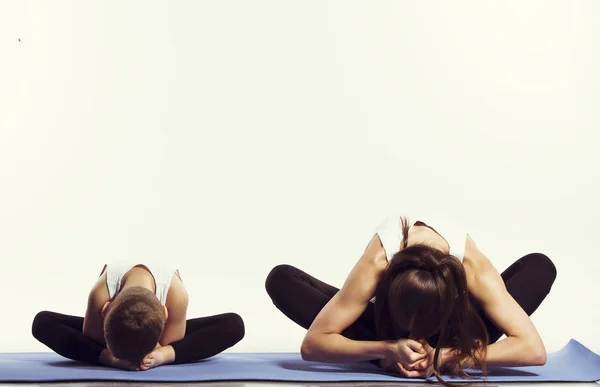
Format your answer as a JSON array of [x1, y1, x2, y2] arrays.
[[112, 358, 139, 371], [98, 348, 138, 371]]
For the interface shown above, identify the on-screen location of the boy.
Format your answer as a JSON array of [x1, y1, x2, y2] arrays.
[[33, 263, 244, 370]]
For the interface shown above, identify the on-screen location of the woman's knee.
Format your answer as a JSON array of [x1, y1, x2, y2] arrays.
[[523, 253, 557, 284], [265, 264, 296, 298]]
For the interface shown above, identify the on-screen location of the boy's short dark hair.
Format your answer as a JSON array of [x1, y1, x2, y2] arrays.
[[104, 286, 165, 364]]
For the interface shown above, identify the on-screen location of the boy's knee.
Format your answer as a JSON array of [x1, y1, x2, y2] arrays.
[[31, 311, 51, 340], [223, 313, 245, 345]]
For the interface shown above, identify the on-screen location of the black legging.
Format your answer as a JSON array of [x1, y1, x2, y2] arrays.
[[265, 253, 556, 349], [32, 311, 245, 365]]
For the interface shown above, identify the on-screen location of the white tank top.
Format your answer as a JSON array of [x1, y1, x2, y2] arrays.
[[375, 214, 467, 262], [103, 263, 178, 305]]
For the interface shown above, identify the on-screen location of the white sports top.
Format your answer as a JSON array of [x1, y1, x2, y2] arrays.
[[103, 263, 178, 305], [375, 214, 467, 262]]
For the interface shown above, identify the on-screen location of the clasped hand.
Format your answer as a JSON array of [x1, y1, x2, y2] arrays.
[[381, 338, 436, 378], [101, 342, 168, 371]]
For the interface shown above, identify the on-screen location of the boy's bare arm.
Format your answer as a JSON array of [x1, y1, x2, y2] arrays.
[[82, 272, 109, 345], [159, 274, 189, 346]]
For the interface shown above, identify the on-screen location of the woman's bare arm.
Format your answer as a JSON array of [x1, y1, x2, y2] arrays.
[[462, 236, 546, 367], [301, 236, 393, 362]]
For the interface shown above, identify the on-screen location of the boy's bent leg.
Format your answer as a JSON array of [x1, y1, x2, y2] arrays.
[[170, 313, 245, 364], [32, 311, 105, 364]]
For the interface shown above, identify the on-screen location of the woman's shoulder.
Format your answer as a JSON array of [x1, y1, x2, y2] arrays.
[[462, 236, 502, 292], [374, 213, 408, 261]]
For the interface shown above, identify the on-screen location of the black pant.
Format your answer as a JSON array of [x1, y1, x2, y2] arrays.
[[32, 311, 245, 365], [265, 253, 556, 346]]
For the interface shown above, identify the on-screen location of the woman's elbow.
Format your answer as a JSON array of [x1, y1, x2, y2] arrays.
[[531, 350, 547, 366], [526, 340, 547, 366], [300, 341, 313, 361], [300, 334, 321, 361]]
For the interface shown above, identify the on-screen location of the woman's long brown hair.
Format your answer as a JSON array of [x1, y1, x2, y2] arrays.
[[373, 217, 489, 386]]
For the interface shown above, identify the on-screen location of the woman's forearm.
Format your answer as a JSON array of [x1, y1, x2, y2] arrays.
[[439, 336, 546, 371], [485, 336, 546, 367], [301, 332, 391, 363]]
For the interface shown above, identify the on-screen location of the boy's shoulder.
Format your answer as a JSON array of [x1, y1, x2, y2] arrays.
[[166, 272, 189, 313]]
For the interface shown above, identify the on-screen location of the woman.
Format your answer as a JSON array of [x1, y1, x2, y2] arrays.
[[32, 262, 245, 370], [265, 214, 556, 384]]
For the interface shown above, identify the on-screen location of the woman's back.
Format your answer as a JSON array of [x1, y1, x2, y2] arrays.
[[375, 214, 467, 262]]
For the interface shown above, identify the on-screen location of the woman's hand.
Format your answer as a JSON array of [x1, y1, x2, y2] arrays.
[[384, 339, 435, 378], [388, 338, 429, 366]]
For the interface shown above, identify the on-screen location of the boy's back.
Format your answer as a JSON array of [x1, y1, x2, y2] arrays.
[[83, 263, 189, 347]]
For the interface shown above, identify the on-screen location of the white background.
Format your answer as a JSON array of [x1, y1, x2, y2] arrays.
[[1, 1, 599, 355]]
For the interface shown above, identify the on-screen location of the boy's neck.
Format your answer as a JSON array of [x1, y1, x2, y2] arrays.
[[121, 271, 156, 293]]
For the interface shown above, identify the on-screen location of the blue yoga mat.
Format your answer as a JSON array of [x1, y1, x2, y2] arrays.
[[0, 339, 598, 383]]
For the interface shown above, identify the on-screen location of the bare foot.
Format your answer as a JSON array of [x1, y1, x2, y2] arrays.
[[138, 345, 175, 371]]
